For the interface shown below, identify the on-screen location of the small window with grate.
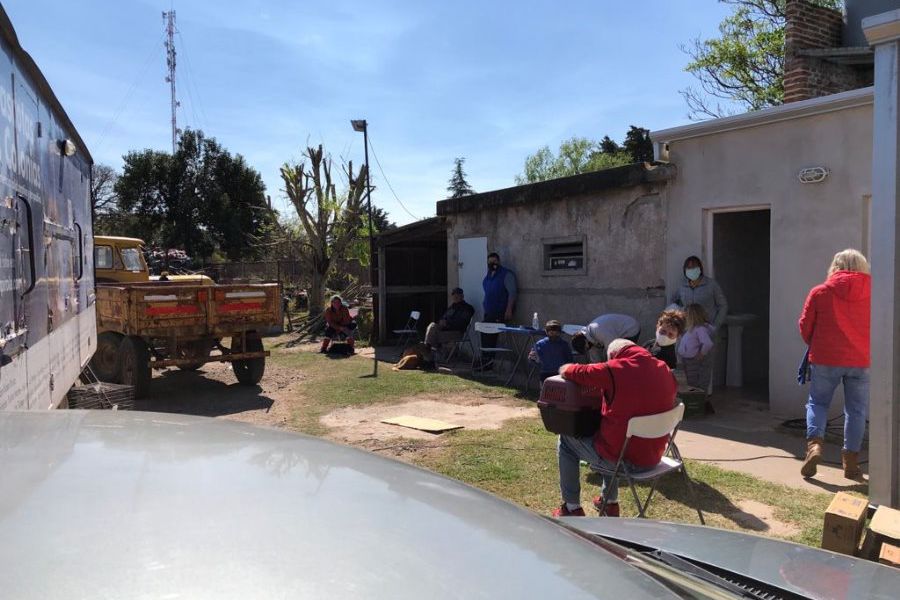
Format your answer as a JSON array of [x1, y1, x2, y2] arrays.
[[543, 237, 585, 274]]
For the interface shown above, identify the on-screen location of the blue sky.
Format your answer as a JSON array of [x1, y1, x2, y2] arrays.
[[6, 0, 734, 225]]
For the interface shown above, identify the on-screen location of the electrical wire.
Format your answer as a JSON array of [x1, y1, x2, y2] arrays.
[[176, 30, 210, 132], [94, 31, 167, 151], [365, 133, 421, 221]]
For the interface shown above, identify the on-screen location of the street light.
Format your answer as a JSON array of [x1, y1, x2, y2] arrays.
[[351, 118, 377, 377]]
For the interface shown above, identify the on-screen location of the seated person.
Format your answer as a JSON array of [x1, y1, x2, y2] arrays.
[[425, 287, 475, 351], [528, 320, 573, 381], [320, 295, 358, 354], [570, 313, 640, 362], [642, 309, 685, 370], [551, 339, 677, 517]]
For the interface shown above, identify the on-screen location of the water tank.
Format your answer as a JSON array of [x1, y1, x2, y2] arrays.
[[844, 0, 900, 47]]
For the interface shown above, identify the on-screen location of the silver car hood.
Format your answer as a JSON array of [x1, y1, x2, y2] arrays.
[[0, 411, 677, 599], [566, 517, 900, 600]]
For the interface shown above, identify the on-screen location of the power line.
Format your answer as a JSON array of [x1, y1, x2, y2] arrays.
[[94, 31, 166, 151], [365, 134, 421, 221], [176, 30, 210, 132]]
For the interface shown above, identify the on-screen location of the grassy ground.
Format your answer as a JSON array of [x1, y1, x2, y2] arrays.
[[268, 340, 840, 547]]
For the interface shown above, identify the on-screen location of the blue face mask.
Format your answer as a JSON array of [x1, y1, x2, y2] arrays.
[[685, 267, 702, 281]]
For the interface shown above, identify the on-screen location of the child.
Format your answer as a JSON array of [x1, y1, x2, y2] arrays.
[[643, 309, 686, 370], [677, 304, 714, 391], [530, 320, 574, 381]]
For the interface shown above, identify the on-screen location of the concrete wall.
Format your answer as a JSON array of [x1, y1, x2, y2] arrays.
[[445, 182, 669, 340], [664, 104, 873, 416]]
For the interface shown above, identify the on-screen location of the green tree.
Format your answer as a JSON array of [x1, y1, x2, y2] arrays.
[[279, 144, 368, 314], [599, 135, 620, 155], [115, 129, 274, 261], [447, 157, 475, 198], [623, 126, 654, 163], [681, 0, 841, 119], [515, 136, 631, 184]]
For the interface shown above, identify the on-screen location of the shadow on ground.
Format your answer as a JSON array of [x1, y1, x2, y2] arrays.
[[135, 368, 274, 417], [585, 471, 767, 531]]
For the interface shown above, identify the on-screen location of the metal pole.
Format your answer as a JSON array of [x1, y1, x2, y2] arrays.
[[865, 10, 900, 508], [163, 11, 178, 154], [362, 122, 378, 377]]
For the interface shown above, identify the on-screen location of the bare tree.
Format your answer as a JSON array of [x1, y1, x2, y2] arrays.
[[279, 145, 368, 314], [91, 164, 118, 220]]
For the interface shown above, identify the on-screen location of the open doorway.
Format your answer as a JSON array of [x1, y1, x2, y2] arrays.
[[710, 208, 771, 395]]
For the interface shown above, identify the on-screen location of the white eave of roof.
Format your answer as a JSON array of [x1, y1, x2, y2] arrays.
[[650, 86, 874, 153]]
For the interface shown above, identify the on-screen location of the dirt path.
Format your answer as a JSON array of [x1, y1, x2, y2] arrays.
[[135, 340, 304, 429]]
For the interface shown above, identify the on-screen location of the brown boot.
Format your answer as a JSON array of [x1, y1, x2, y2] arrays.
[[801, 437, 824, 478], [842, 450, 862, 480]]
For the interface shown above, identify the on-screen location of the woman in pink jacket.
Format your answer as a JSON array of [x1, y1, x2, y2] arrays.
[[797, 249, 871, 480]]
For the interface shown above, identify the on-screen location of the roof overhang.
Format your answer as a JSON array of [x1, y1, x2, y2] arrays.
[[436, 162, 675, 216], [650, 87, 874, 161]]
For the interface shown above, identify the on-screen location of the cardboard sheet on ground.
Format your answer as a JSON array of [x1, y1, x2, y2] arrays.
[[380, 415, 464, 433]]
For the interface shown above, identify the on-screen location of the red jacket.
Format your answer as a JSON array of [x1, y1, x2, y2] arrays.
[[324, 305, 354, 328], [562, 345, 676, 467], [798, 271, 870, 368]]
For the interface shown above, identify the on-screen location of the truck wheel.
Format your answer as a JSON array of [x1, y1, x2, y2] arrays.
[[120, 336, 152, 398], [90, 332, 123, 382], [231, 332, 265, 386]]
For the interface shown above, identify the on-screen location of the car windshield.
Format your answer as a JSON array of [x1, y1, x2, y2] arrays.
[[120, 247, 144, 271], [94, 246, 113, 269]]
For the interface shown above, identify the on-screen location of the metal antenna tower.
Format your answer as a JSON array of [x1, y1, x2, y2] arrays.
[[163, 10, 179, 154]]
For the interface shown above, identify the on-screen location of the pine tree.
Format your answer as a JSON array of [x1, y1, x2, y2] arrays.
[[447, 157, 475, 198]]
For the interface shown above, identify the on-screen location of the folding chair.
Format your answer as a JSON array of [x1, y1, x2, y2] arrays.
[[595, 403, 705, 524], [472, 322, 514, 377], [442, 318, 475, 365], [392, 310, 421, 351]]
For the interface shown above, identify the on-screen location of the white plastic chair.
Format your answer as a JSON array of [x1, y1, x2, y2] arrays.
[[393, 310, 421, 351], [472, 322, 514, 376], [594, 403, 705, 524]]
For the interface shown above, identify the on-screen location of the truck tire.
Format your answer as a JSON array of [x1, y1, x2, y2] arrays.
[[91, 332, 123, 382], [231, 332, 265, 386], [120, 336, 152, 398]]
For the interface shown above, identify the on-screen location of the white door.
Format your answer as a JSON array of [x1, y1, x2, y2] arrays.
[[458, 237, 487, 322]]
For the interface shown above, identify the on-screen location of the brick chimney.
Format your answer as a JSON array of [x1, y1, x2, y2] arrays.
[[784, 0, 871, 103]]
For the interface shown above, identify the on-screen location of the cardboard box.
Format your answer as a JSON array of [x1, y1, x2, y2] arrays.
[[822, 492, 868, 555], [860, 505, 900, 561], [879, 542, 900, 568]]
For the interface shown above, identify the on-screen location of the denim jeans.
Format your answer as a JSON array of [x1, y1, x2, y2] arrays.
[[806, 364, 869, 452], [558, 435, 649, 505]]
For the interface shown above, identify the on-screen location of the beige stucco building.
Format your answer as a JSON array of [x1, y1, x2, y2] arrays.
[[653, 87, 874, 416]]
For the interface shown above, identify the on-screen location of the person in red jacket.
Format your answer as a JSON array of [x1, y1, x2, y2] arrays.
[[320, 296, 358, 354], [551, 339, 677, 517], [798, 249, 871, 480]]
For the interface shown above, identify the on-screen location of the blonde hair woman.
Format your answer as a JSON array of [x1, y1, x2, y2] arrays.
[[798, 249, 871, 480]]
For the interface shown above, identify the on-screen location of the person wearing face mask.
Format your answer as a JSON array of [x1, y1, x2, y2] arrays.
[[480, 252, 517, 369], [642, 309, 686, 369], [671, 256, 728, 332]]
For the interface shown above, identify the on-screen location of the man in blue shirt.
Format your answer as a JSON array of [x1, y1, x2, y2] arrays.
[[481, 252, 517, 368], [530, 320, 573, 381]]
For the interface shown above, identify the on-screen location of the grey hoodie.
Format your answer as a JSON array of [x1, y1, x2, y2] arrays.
[[672, 276, 729, 330]]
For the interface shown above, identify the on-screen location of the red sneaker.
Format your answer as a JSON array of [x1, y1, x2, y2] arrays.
[[551, 504, 585, 517], [592, 496, 620, 517]]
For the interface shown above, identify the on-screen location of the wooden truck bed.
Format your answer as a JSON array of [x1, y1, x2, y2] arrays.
[[96, 282, 282, 339]]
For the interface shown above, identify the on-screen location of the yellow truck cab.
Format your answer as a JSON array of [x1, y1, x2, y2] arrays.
[[94, 236, 149, 284], [94, 236, 213, 285]]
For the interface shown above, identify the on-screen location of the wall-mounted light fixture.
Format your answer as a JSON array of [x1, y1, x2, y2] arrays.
[[798, 166, 829, 184], [59, 139, 77, 157]]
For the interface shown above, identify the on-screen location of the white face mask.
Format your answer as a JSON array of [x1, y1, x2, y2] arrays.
[[656, 331, 677, 347], [685, 267, 702, 281]]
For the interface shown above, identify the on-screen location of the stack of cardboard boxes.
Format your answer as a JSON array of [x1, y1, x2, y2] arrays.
[[823, 492, 900, 568]]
